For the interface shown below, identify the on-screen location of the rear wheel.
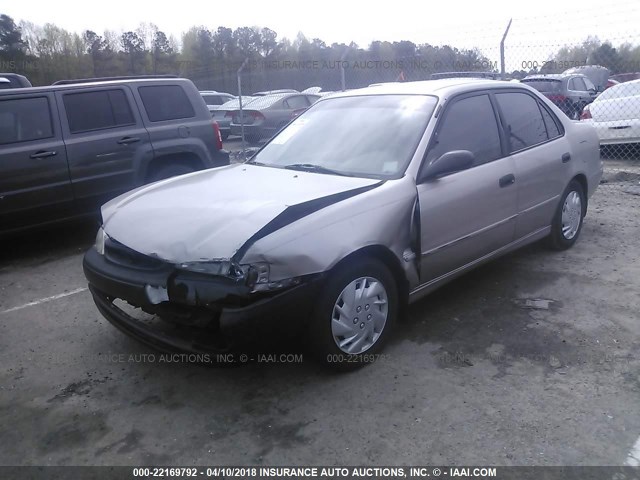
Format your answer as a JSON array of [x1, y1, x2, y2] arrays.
[[547, 179, 586, 250], [308, 257, 398, 371], [220, 131, 229, 141]]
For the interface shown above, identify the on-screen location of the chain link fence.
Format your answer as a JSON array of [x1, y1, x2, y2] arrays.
[[184, 6, 640, 160]]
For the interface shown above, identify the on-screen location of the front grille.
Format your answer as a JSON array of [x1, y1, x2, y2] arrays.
[[104, 238, 165, 270]]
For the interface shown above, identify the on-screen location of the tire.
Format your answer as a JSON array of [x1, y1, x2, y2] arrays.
[[148, 164, 195, 182], [220, 131, 229, 141], [308, 257, 398, 371], [546, 179, 586, 250]]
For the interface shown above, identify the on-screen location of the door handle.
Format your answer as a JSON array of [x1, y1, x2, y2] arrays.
[[117, 136, 141, 145], [562, 152, 571, 163], [29, 150, 57, 159], [499, 174, 515, 188]]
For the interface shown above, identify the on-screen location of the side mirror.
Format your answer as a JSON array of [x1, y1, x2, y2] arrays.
[[419, 150, 475, 182]]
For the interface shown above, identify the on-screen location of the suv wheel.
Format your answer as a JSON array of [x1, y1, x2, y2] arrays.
[[308, 258, 398, 370], [148, 164, 195, 182]]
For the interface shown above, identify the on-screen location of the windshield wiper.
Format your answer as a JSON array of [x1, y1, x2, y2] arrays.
[[283, 163, 350, 176]]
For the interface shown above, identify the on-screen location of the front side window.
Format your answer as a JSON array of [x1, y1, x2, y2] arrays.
[[426, 94, 502, 166], [138, 85, 195, 122], [495, 92, 548, 152], [64, 89, 134, 133], [251, 94, 437, 179], [0, 96, 53, 145]]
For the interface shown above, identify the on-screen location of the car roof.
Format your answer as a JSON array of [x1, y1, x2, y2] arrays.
[[324, 79, 534, 100], [200, 90, 233, 95], [0, 77, 193, 96], [523, 73, 587, 81]]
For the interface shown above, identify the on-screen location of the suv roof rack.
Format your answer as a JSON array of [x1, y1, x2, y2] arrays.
[[52, 74, 178, 85]]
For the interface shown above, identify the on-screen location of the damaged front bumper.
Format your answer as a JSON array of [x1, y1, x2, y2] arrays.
[[83, 247, 323, 353]]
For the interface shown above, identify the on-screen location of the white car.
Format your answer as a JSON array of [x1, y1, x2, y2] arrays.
[[581, 80, 640, 145]]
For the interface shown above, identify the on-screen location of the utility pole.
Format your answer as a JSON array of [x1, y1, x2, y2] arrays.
[[237, 57, 249, 154], [500, 19, 513, 80]]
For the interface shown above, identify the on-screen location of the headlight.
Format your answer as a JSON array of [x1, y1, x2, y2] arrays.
[[177, 260, 300, 292], [95, 227, 106, 255]]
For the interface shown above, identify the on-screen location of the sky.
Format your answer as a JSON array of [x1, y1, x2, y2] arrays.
[[5, 0, 640, 67]]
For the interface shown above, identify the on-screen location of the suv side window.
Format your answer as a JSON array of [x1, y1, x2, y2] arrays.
[[139, 85, 195, 122], [0, 96, 53, 144], [64, 89, 134, 133], [426, 94, 502, 166], [569, 77, 587, 91], [284, 96, 309, 110], [495, 92, 547, 151]]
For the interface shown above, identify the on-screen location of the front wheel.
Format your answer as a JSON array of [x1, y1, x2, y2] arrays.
[[308, 257, 398, 371], [547, 179, 586, 250]]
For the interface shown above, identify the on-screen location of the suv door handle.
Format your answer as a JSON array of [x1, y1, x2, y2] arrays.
[[117, 136, 141, 145], [499, 174, 516, 188], [29, 150, 57, 159], [562, 153, 571, 163]]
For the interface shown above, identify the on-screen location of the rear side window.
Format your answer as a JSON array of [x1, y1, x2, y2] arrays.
[[539, 103, 562, 139], [495, 92, 547, 151], [0, 96, 53, 145], [138, 85, 195, 122], [64, 89, 134, 133], [427, 94, 502, 166]]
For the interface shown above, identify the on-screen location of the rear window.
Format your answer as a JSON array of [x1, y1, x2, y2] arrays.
[[64, 89, 134, 133], [0, 96, 53, 145], [522, 80, 562, 93], [138, 85, 195, 122], [598, 81, 640, 101]]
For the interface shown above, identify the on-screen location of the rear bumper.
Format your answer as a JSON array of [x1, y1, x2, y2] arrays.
[[83, 248, 322, 352], [229, 124, 262, 138]]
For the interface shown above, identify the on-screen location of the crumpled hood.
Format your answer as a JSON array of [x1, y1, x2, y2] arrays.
[[101, 164, 380, 263]]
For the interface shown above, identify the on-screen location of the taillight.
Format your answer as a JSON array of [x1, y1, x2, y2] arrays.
[[250, 111, 265, 121], [547, 94, 567, 103], [212, 121, 223, 149], [580, 105, 592, 120]]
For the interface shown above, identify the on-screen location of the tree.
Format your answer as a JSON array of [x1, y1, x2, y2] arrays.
[[120, 31, 145, 74], [0, 14, 28, 59]]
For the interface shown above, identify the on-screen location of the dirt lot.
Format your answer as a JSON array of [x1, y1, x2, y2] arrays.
[[0, 158, 639, 466]]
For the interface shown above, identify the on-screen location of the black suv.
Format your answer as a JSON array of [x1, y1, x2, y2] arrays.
[[521, 73, 598, 120], [0, 76, 229, 235]]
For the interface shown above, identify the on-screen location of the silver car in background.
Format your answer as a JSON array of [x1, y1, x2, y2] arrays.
[[83, 79, 602, 370], [210, 96, 256, 140], [229, 93, 321, 143]]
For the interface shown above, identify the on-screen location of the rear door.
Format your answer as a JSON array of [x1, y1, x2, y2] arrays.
[[494, 91, 569, 238], [417, 92, 517, 283], [0, 92, 74, 233], [56, 86, 153, 212]]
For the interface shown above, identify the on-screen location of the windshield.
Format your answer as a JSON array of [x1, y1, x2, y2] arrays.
[[250, 94, 437, 179]]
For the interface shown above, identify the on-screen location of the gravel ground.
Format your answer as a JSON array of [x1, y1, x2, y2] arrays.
[[0, 158, 639, 467]]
